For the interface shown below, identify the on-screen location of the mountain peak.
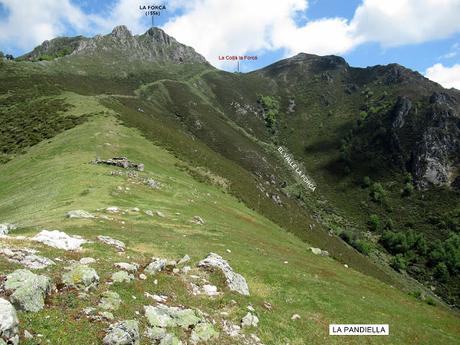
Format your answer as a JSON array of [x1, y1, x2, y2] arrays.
[[111, 25, 132, 38]]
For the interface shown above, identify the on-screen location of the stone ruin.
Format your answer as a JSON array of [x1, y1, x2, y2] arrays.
[[92, 157, 144, 171]]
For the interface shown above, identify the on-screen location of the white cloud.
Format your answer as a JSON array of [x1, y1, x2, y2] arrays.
[[0, 0, 148, 53], [351, 0, 460, 47], [425, 63, 460, 90]]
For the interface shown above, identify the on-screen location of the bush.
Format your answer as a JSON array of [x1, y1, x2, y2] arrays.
[[433, 262, 450, 282], [390, 254, 407, 271], [370, 182, 386, 202], [257, 94, 280, 129], [402, 182, 414, 197], [368, 214, 380, 231]]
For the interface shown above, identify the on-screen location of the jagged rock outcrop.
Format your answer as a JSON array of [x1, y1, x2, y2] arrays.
[[0, 298, 19, 345], [103, 320, 139, 345], [21, 25, 208, 65], [388, 92, 460, 188], [33, 230, 88, 251]]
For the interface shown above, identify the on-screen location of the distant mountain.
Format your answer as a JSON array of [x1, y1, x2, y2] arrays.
[[20, 25, 208, 65]]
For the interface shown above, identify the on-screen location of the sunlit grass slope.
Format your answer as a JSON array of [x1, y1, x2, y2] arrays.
[[0, 93, 459, 344]]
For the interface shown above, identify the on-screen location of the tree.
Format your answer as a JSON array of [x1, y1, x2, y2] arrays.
[[5, 54, 14, 60]]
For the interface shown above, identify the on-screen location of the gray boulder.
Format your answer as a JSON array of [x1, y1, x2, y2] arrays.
[[99, 291, 122, 311], [62, 264, 99, 291], [198, 253, 250, 296], [144, 258, 167, 275], [144, 305, 203, 329], [103, 320, 139, 345], [111, 271, 134, 283], [0, 298, 19, 345], [159, 334, 182, 345], [190, 322, 219, 344], [114, 262, 139, 273], [3, 269, 53, 312]]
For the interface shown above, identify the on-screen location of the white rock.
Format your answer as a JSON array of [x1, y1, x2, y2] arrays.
[[0, 247, 55, 269], [131, 207, 140, 212], [191, 216, 205, 225], [66, 210, 95, 219], [33, 230, 87, 251], [80, 257, 96, 265], [0, 298, 19, 345], [198, 253, 250, 296], [178, 254, 190, 265], [114, 262, 139, 273], [106, 207, 119, 213], [291, 314, 301, 321], [0, 223, 16, 235], [145, 210, 154, 217], [97, 236, 126, 252], [202, 284, 219, 296], [241, 312, 259, 328], [247, 305, 255, 312], [156, 211, 165, 218], [139, 273, 147, 280], [344, 264, 349, 268]]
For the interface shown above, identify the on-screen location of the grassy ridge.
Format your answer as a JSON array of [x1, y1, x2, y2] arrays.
[[0, 94, 459, 344]]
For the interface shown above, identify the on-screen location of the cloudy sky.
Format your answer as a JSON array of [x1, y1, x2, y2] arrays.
[[1, 0, 460, 89]]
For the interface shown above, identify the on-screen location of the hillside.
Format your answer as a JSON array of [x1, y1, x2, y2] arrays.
[[0, 26, 460, 344]]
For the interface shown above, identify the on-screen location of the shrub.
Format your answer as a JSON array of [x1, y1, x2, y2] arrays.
[[433, 262, 450, 282], [368, 214, 380, 231], [370, 182, 386, 203], [402, 182, 414, 197], [390, 254, 407, 271]]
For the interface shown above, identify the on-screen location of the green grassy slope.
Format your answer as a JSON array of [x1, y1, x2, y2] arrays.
[[0, 93, 459, 344]]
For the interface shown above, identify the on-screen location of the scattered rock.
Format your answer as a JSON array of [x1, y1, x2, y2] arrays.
[[0, 298, 19, 345], [0, 223, 16, 236], [159, 334, 182, 345], [66, 210, 95, 219], [144, 326, 167, 341], [111, 271, 135, 283], [182, 266, 191, 274], [291, 314, 301, 321], [144, 305, 203, 329], [131, 207, 140, 212], [106, 207, 120, 213], [241, 312, 259, 328], [0, 247, 55, 269], [177, 255, 190, 265], [145, 210, 154, 217], [262, 302, 272, 310], [202, 284, 219, 296], [97, 236, 126, 252], [190, 216, 205, 225], [344, 264, 349, 268], [190, 322, 219, 344], [99, 291, 122, 311], [198, 253, 250, 296], [62, 264, 99, 291], [144, 258, 167, 275], [222, 320, 240, 337], [146, 179, 161, 189], [156, 211, 165, 218], [310, 247, 329, 256], [144, 292, 168, 303], [80, 257, 96, 265], [103, 320, 139, 345], [139, 273, 147, 280], [114, 262, 139, 273], [94, 157, 144, 172], [3, 269, 53, 312], [33, 230, 87, 251], [24, 330, 33, 339]]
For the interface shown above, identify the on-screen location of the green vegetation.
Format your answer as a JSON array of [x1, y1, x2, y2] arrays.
[[257, 94, 280, 130]]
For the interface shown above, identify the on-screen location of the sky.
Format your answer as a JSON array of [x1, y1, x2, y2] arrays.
[[1, 0, 460, 90]]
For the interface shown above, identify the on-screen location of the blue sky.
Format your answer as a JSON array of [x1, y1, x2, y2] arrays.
[[1, 0, 460, 89]]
